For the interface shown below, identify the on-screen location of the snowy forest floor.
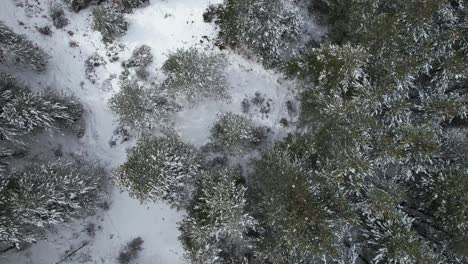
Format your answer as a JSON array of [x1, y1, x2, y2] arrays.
[[0, 0, 299, 263]]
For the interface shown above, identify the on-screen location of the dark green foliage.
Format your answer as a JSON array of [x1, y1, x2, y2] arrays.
[[251, 144, 343, 262], [0, 22, 48, 71], [92, 6, 128, 43], [118, 237, 144, 264], [281, 0, 468, 262]]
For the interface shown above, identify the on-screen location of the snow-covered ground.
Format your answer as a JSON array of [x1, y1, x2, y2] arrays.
[[0, 0, 297, 263]]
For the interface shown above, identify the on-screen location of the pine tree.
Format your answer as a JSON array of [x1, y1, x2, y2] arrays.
[[283, 0, 468, 261], [251, 144, 345, 263], [0, 159, 105, 247], [109, 79, 181, 134], [162, 48, 230, 103], [209, 112, 268, 155], [0, 73, 82, 142], [179, 168, 256, 264], [115, 136, 201, 208], [0, 22, 48, 71], [208, 0, 304, 66]]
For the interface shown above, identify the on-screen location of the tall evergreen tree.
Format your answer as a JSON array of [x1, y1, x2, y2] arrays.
[[0, 22, 48, 71], [0, 73, 82, 142], [115, 136, 201, 208], [180, 168, 255, 264], [0, 160, 105, 247]]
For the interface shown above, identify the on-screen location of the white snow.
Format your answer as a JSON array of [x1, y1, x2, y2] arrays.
[[0, 0, 299, 263]]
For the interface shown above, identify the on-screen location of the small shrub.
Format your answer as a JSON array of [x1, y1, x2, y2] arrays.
[[85, 222, 96, 237], [92, 6, 128, 43], [69, 40, 79, 47], [106, 43, 125, 62], [210, 112, 268, 155], [114, 0, 149, 13], [279, 117, 288, 127], [162, 48, 230, 103], [118, 237, 144, 264], [49, 3, 69, 28], [64, 0, 105, 12], [37, 25, 52, 36], [85, 53, 106, 84], [124, 45, 153, 68], [242, 92, 273, 118]]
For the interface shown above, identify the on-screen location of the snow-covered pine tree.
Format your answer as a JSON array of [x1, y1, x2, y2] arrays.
[[109, 79, 181, 134], [0, 22, 48, 71], [92, 6, 128, 43], [115, 136, 201, 208], [207, 0, 304, 66], [162, 48, 230, 103], [0, 73, 83, 142], [179, 168, 256, 264], [0, 159, 105, 247], [210, 112, 268, 155]]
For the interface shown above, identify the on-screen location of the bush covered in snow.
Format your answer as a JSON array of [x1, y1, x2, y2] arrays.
[[118, 237, 144, 264], [0, 159, 106, 247], [115, 136, 201, 208], [0, 22, 48, 71], [92, 6, 128, 43], [206, 0, 304, 66], [210, 112, 268, 155], [162, 48, 230, 103], [0, 73, 83, 142], [123, 45, 153, 80], [114, 0, 149, 13], [109, 80, 181, 134], [85, 53, 106, 84], [63, 0, 104, 12], [49, 2, 69, 29], [124, 45, 153, 69]]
